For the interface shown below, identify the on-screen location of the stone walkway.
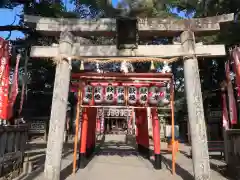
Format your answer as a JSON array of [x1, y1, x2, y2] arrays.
[[65, 134, 228, 180], [16, 135, 230, 180]]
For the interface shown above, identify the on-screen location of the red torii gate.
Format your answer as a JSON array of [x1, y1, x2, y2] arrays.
[[70, 72, 176, 174]]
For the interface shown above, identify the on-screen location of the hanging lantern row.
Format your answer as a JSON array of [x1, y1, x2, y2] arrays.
[[82, 84, 167, 106]]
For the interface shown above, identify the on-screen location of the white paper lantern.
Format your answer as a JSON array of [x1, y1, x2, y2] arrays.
[[139, 87, 148, 104], [94, 86, 104, 104], [115, 109, 119, 116], [158, 86, 168, 104], [110, 109, 115, 116], [106, 109, 111, 116], [105, 85, 115, 103], [120, 109, 124, 116], [128, 86, 137, 104], [116, 86, 125, 104], [124, 110, 129, 117], [83, 85, 93, 104], [159, 87, 166, 100], [149, 86, 159, 105]]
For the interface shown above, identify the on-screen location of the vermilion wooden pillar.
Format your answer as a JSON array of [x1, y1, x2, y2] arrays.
[[86, 109, 92, 158], [79, 108, 88, 168], [91, 108, 97, 154], [151, 108, 162, 169], [86, 107, 97, 158], [79, 107, 97, 168], [135, 108, 149, 159]]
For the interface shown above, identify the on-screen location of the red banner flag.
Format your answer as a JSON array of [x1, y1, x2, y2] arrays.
[[225, 61, 238, 125], [232, 47, 240, 96], [18, 78, 25, 115], [0, 38, 10, 120], [222, 91, 229, 129], [8, 54, 20, 119]]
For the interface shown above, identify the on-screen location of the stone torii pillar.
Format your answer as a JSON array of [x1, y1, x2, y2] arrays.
[[181, 31, 210, 179], [44, 29, 74, 180]]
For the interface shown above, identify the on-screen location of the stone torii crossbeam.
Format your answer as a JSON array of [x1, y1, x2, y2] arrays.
[[24, 13, 234, 180]]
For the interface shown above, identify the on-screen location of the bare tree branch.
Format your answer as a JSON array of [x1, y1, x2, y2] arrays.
[[0, 25, 31, 32], [5, 14, 18, 40]]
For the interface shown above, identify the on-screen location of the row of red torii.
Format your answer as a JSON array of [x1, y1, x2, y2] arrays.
[[70, 72, 175, 173]]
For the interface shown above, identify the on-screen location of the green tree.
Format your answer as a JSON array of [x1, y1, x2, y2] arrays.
[[174, 0, 240, 45], [173, 1, 239, 126], [0, 1, 78, 116], [74, 0, 183, 18]]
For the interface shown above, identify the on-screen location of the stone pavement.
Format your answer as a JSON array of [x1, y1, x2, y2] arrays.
[[16, 135, 230, 180]]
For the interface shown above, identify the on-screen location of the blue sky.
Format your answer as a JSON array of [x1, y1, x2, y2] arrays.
[[0, 0, 187, 40], [0, 5, 24, 39]]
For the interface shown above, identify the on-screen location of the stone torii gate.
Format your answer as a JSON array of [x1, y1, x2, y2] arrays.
[[24, 14, 234, 180]]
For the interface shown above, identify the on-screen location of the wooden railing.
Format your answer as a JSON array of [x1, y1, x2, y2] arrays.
[[27, 117, 49, 141], [0, 125, 28, 179]]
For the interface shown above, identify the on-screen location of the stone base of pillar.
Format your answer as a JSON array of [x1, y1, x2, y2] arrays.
[[154, 154, 162, 169], [86, 145, 95, 158], [78, 153, 87, 169], [137, 144, 150, 159]]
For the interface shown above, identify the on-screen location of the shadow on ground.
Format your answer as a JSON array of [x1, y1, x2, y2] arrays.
[[161, 155, 194, 180], [61, 134, 106, 180], [17, 140, 74, 180], [87, 134, 195, 180], [18, 135, 231, 180], [178, 149, 235, 180]]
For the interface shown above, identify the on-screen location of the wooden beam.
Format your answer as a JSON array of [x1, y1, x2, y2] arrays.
[[30, 44, 226, 58], [24, 13, 234, 37], [71, 72, 173, 79]]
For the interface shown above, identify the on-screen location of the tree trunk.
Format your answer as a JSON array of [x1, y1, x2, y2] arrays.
[[44, 29, 74, 180], [181, 31, 210, 180]]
